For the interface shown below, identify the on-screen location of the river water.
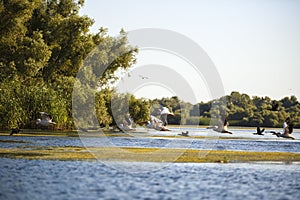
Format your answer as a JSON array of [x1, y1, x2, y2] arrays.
[[0, 127, 299, 199], [0, 159, 299, 200]]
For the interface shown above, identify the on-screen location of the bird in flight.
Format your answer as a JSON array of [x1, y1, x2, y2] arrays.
[[139, 75, 149, 79], [36, 112, 56, 127]]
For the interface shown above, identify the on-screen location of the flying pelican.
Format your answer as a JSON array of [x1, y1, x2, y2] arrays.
[[119, 114, 134, 131], [270, 124, 295, 140], [253, 127, 265, 135], [36, 112, 56, 127], [178, 131, 189, 136], [213, 118, 233, 134], [146, 115, 170, 131], [10, 128, 21, 136], [160, 107, 174, 126], [271, 131, 295, 140], [139, 75, 149, 79]]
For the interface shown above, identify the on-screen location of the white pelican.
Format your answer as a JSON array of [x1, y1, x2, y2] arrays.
[[271, 122, 295, 140], [213, 118, 233, 134], [36, 112, 56, 127], [160, 107, 174, 126], [147, 115, 170, 131], [119, 114, 134, 131]]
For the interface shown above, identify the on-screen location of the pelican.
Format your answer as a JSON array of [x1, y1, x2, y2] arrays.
[[213, 118, 233, 134], [147, 115, 170, 131], [178, 131, 189, 136], [270, 124, 295, 140], [271, 132, 295, 140], [139, 75, 149, 79], [119, 114, 134, 131], [36, 112, 56, 127], [253, 127, 265, 135], [160, 107, 174, 126], [10, 128, 21, 136]]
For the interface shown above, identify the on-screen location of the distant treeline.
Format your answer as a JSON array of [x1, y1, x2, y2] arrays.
[[151, 92, 300, 128]]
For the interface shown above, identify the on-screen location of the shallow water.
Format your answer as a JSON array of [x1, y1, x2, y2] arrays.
[[1, 128, 300, 153], [0, 158, 299, 200], [1, 128, 300, 199]]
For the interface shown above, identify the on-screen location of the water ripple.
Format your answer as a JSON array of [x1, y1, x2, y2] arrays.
[[0, 158, 299, 199]]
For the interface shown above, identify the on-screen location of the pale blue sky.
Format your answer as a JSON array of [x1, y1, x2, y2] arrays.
[[80, 0, 300, 103]]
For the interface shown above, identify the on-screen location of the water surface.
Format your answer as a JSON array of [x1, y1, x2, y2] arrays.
[[1, 127, 299, 199], [0, 158, 299, 200], [1, 127, 299, 153]]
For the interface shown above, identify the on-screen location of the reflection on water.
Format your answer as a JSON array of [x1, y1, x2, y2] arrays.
[[0, 158, 299, 200]]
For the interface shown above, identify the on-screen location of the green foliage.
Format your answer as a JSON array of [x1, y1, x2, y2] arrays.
[[0, 0, 137, 130], [0, 79, 69, 129], [185, 117, 199, 125], [129, 95, 150, 124], [93, 90, 150, 128], [149, 92, 300, 128], [94, 89, 113, 128]]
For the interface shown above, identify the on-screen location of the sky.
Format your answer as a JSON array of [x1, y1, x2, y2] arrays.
[[80, 0, 300, 104]]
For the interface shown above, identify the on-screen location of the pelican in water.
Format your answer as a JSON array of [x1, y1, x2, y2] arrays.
[[36, 112, 56, 127], [160, 107, 174, 126]]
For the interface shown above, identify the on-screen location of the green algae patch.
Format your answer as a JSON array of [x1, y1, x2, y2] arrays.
[[0, 147, 94, 160], [0, 146, 299, 163], [175, 150, 300, 163]]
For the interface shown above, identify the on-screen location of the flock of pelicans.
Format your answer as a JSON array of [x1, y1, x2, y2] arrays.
[[9, 109, 296, 140]]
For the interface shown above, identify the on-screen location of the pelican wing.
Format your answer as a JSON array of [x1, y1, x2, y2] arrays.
[[160, 107, 174, 115], [40, 112, 52, 121], [150, 115, 163, 123]]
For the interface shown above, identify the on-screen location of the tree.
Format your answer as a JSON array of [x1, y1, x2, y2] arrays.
[[0, 0, 51, 82], [95, 92, 149, 128], [281, 96, 298, 108], [0, 0, 138, 130]]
